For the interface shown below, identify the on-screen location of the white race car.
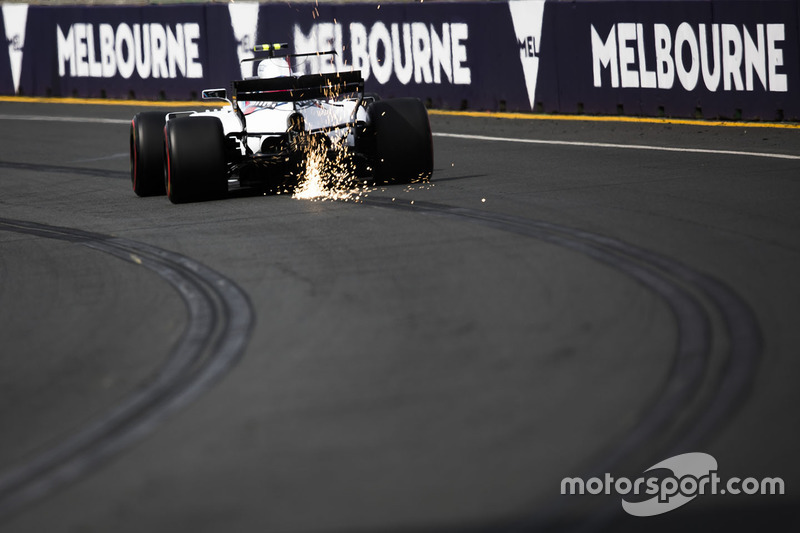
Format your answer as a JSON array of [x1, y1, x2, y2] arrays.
[[130, 43, 433, 203]]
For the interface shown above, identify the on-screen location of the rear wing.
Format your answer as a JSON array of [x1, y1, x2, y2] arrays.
[[233, 71, 364, 102], [240, 42, 337, 64]]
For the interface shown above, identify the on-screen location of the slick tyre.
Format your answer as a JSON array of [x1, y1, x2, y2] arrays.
[[130, 111, 167, 196], [164, 116, 227, 204], [368, 97, 433, 183]]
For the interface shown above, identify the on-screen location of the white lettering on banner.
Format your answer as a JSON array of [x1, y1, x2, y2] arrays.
[[674, 22, 699, 90], [134, 24, 150, 78], [743, 25, 766, 92], [293, 21, 471, 85], [700, 24, 721, 91], [350, 22, 370, 78], [74, 24, 89, 77], [767, 24, 788, 91], [430, 23, 451, 83], [637, 23, 656, 88], [392, 23, 413, 85], [654, 24, 674, 89], [150, 24, 168, 79], [367, 22, 392, 84], [115, 24, 135, 78], [451, 22, 471, 84], [618, 22, 637, 88], [412, 22, 432, 83], [57, 22, 203, 80], [591, 23, 788, 92], [721, 24, 743, 90], [184, 24, 202, 78], [99, 24, 115, 77], [592, 24, 619, 88]]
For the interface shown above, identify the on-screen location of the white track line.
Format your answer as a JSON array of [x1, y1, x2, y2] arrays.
[[433, 132, 800, 161], [1, 113, 797, 161]]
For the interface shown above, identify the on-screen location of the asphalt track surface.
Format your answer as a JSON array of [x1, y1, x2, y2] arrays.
[[0, 100, 798, 532]]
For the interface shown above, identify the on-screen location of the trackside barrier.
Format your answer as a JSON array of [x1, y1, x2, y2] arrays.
[[1, 1, 799, 120]]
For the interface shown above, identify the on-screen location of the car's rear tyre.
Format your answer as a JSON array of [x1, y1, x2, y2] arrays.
[[164, 116, 227, 204], [130, 112, 167, 196], [367, 97, 433, 183]]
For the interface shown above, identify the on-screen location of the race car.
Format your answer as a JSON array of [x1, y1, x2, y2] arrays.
[[130, 43, 434, 203]]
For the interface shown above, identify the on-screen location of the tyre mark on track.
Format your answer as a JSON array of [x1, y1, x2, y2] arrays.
[[69, 152, 129, 164], [0, 160, 128, 179], [363, 198, 761, 531], [0, 218, 254, 520]]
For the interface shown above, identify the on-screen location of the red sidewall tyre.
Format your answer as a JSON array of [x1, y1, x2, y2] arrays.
[[130, 111, 167, 197], [165, 116, 227, 204]]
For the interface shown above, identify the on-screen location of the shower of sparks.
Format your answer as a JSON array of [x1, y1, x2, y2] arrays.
[[293, 134, 361, 201], [292, 83, 376, 202]]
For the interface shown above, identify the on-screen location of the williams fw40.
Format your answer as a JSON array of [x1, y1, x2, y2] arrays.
[[130, 44, 434, 203]]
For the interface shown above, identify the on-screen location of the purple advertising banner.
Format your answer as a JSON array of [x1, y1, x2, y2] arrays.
[[535, 0, 800, 120], [1, 1, 799, 120], [9, 4, 240, 100]]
